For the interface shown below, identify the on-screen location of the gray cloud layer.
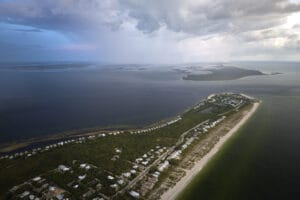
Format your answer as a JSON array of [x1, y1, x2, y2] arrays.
[[0, 0, 299, 62]]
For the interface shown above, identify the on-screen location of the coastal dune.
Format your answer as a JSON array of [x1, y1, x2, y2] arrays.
[[161, 102, 261, 200]]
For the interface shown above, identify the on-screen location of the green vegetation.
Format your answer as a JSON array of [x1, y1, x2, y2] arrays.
[[183, 67, 265, 81], [0, 93, 251, 199], [0, 102, 219, 197]]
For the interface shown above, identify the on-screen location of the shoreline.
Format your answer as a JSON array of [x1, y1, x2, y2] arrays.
[[0, 126, 128, 154], [161, 101, 261, 200], [0, 96, 202, 154], [0, 116, 182, 154]]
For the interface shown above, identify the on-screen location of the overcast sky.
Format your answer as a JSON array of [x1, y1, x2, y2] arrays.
[[0, 0, 299, 63]]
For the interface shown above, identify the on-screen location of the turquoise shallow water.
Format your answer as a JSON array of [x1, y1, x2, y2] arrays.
[[178, 95, 300, 199]]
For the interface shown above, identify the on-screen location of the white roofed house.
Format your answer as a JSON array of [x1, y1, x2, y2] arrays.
[[80, 163, 91, 170], [141, 161, 149, 166], [123, 172, 131, 178], [19, 191, 30, 198], [78, 174, 87, 181], [79, 163, 87, 168], [133, 165, 139, 169], [129, 190, 140, 199], [58, 165, 70, 173], [110, 183, 118, 190], [158, 161, 170, 172], [115, 148, 122, 153], [32, 176, 42, 182], [152, 171, 160, 178], [117, 179, 125, 185], [182, 144, 188, 149], [168, 150, 182, 160]]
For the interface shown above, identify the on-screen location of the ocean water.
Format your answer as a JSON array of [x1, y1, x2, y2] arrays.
[[178, 97, 300, 200], [177, 63, 300, 199], [0, 62, 299, 147]]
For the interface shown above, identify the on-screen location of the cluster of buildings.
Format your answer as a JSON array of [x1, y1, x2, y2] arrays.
[[129, 116, 182, 135], [7, 142, 171, 199], [3, 115, 183, 199], [8, 161, 107, 200], [1, 116, 182, 162], [127, 93, 253, 198], [212, 93, 251, 109], [130, 115, 228, 197], [135, 146, 167, 166], [8, 175, 71, 200], [0, 131, 127, 161]]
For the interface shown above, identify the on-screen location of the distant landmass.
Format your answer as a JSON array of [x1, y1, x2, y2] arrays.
[[183, 66, 266, 81], [0, 62, 92, 71]]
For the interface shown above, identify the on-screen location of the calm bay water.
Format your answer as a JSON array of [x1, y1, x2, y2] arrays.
[[0, 62, 299, 145]]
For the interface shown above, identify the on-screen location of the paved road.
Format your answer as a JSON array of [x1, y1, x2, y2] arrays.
[[111, 119, 209, 199]]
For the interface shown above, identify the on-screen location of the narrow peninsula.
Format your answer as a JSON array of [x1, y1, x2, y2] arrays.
[[0, 93, 260, 200]]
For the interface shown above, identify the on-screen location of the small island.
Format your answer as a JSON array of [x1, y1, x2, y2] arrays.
[[183, 66, 266, 81]]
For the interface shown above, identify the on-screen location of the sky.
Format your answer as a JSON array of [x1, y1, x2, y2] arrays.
[[0, 0, 299, 63]]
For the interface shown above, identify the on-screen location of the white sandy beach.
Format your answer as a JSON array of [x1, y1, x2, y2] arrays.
[[161, 102, 260, 200]]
